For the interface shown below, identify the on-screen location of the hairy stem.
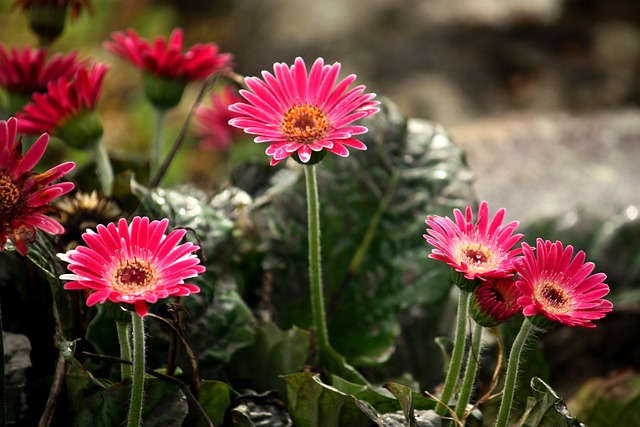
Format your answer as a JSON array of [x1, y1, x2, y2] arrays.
[[127, 313, 146, 427], [455, 322, 484, 420]]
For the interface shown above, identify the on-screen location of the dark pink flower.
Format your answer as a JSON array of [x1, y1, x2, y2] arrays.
[[58, 216, 205, 317], [470, 277, 522, 327], [0, 117, 75, 255], [515, 239, 612, 328], [0, 44, 85, 98], [193, 85, 245, 150], [424, 201, 523, 281], [103, 27, 232, 81], [228, 57, 380, 166], [16, 63, 108, 148]]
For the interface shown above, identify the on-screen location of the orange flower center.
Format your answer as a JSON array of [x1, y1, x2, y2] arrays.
[[282, 103, 329, 143], [455, 242, 498, 274], [536, 280, 569, 314], [113, 258, 156, 295], [0, 172, 23, 221]]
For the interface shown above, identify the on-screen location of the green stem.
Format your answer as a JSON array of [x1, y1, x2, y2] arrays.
[[435, 289, 471, 416], [304, 164, 330, 352], [494, 319, 535, 427], [116, 320, 132, 380], [150, 107, 166, 181], [95, 139, 114, 197], [127, 313, 146, 427], [455, 322, 484, 420]]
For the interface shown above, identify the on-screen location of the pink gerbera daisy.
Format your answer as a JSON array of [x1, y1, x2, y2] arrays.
[[515, 239, 612, 328], [228, 57, 380, 166], [16, 63, 108, 149], [0, 117, 75, 255], [470, 277, 523, 327], [0, 44, 86, 114], [103, 27, 232, 81], [424, 201, 524, 284], [58, 216, 205, 317], [193, 85, 245, 150]]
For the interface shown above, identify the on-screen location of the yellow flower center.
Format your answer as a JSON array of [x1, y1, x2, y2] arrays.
[[455, 242, 498, 274], [282, 103, 329, 143], [0, 171, 23, 221], [536, 280, 570, 314], [113, 258, 157, 296]]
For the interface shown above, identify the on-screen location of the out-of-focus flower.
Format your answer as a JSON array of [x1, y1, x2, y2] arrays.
[[103, 27, 233, 109], [12, 0, 93, 46], [0, 44, 86, 115], [0, 117, 75, 255], [424, 201, 523, 290], [515, 238, 613, 329], [228, 57, 380, 166], [55, 190, 121, 250], [16, 63, 108, 149], [58, 216, 205, 317], [193, 85, 245, 150], [470, 277, 522, 327]]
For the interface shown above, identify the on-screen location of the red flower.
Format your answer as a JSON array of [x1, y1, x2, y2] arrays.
[[103, 27, 232, 81], [0, 117, 75, 255], [424, 201, 523, 282], [0, 44, 85, 97], [515, 239, 612, 328], [16, 63, 108, 148], [193, 86, 245, 150], [59, 216, 205, 317], [470, 277, 523, 327], [228, 57, 379, 166]]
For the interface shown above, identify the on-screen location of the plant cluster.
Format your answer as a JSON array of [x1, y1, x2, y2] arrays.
[[0, 2, 619, 427]]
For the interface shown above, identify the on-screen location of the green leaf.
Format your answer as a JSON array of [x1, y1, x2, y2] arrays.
[[516, 377, 584, 427], [283, 372, 382, 427], [384, 382, 418, 427], [228, 322, 310, 398], [198, 380, 231, 427]]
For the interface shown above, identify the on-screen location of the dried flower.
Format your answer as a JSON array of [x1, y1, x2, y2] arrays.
[[228, 57, 380, 166], [58, 216, 205, 317], [515, 239, 613, 329], [0, 117, 75, 255]]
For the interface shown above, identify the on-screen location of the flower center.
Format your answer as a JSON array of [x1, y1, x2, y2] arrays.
[[456, 242, 498, 274], [0, 171, 23, 221], [282, 103, 329, 143], [536, 280, 569, 314], [113, 258, 156, 296]]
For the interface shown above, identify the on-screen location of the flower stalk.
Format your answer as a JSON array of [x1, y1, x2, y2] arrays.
[[95, 139, 114, 197], [435, 289, 471, 416], [455, 321, 484, 420], [150, 107, 167, 180], [127, 313, 146, 427], [116, 320, 132, 380], [305, 164, 330, 353], [494, 318, 535, 427]]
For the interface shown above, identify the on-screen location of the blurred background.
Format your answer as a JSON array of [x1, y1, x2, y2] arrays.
[[2, 0, 639, 224]]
